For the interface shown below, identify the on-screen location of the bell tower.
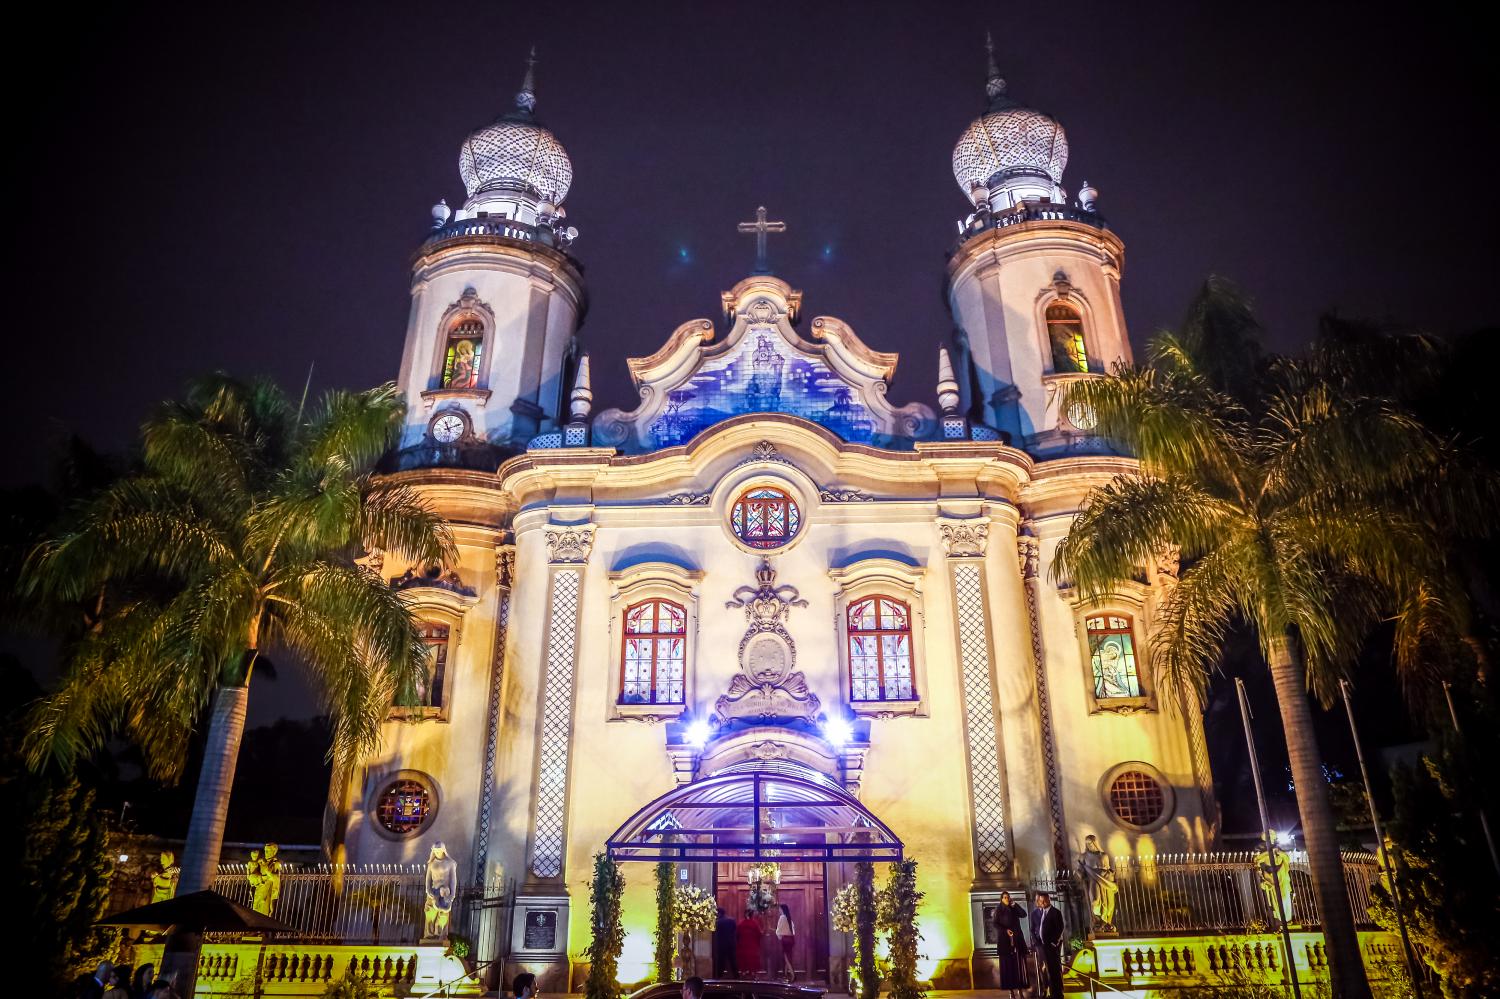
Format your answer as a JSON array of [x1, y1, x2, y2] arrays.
[[945, 38, 1130, 455], [393, 50, 587, 466]]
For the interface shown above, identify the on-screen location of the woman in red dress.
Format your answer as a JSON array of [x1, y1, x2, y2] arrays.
[[735, 909, 763, 979]]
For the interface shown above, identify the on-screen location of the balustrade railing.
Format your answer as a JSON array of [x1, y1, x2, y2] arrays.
[[211, 864, 507, 945], [1027, 851, 1382, 937]]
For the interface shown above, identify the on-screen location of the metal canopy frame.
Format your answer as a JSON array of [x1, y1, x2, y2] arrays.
[[605, 761, 903, 863]]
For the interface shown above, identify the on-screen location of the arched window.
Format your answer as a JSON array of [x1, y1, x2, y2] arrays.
[[1046, 302, 1089, 373], [1086, 614, 1141, 699], [441, 317, 485, 389], [730, 486, 800, 549], [416, 620, 449, 708], [620, 599, 687, 705], [847, 596, 915, 702]]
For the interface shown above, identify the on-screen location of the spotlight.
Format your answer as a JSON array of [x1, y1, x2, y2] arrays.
[[823, 716, 853, 747], [1274, 830, 1293, 847], [685, 719, 712, 747], [118, 854, 130, 863]]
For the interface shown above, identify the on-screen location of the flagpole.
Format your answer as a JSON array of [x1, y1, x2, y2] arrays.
[[1236, 678, 1302, 999], [1338, 680, 1422, 997], [1441, 681, 1500, 878]]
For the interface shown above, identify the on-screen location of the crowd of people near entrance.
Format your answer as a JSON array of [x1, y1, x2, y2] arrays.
[[710, 903, 799, 981]]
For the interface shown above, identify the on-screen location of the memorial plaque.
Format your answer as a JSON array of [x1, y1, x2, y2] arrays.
[[524, 909, 558, 950]]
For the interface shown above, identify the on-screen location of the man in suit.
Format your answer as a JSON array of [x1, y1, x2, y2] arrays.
[[71, 961, 112, 999], [1029, 892, 1065, 999], [713, 906, 739, 977]]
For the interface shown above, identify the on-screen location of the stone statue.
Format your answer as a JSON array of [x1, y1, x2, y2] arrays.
[[424, 841, 458, 942], [251, 842, 282, 916], [150, 850, 181, 903], [1094, 869, 1120, 930], [1254, 836, 1294, 926], [1077, 835, 1114, 931]]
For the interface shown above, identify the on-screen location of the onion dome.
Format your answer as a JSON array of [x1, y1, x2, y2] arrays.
[[951, 34, 1068, 203], [458, 47, 574, 205]]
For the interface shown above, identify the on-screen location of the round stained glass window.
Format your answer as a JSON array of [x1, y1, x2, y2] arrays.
[[376, 778, 433, 836], [1107, 769, 1167, 828], [730, 486, 800, 550]]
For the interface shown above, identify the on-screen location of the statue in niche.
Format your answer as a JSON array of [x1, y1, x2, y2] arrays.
[[712, 561, 821, 724], [1077, 835, 1117, 931], [424, 841, 458, 941], [248, 842, 282, 916], [150, 850, 181, 903]]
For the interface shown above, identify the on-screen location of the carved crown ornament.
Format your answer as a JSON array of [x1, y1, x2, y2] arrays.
[[495, 545, 517, 589], [544, 524, 595, 565], [937, 516, 990, 558]]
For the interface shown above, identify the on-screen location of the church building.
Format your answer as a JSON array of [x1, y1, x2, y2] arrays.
[[327, 44, 1217, 990]]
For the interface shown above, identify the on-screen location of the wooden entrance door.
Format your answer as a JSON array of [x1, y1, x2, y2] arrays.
[[715, 862, 828, 983]]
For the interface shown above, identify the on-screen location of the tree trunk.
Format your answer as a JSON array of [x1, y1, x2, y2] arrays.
[[161, 683, 250, 996], [1265, 636, 1371, 999]]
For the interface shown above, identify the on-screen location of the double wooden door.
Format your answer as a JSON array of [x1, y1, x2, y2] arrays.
[[715, 861, 829, 983]]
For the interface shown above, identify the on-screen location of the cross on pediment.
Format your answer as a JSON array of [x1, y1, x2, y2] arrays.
[[737, 206, 786, 275]]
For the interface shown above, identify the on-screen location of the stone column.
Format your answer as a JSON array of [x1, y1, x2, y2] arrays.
[[511, 522, 593, 990], [472, 542, 516, 888], [938, 515, 1013, 881], [1018, 524, 1069, 873]]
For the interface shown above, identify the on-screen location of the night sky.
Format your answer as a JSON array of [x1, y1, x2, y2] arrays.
[[9, 4, 1495, 822]]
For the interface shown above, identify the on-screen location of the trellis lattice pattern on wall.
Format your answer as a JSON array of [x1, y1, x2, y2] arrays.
[[952, 561, 1009, 873], [531, 570, 581, 878]]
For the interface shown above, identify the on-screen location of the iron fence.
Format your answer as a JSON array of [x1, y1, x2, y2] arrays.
[[1026, 850, 1382, 937], [211, 863, 508, 946]]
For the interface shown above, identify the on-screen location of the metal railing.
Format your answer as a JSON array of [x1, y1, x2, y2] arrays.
[[210, 863, 508, 945], [1027, 851, 1382, 937]]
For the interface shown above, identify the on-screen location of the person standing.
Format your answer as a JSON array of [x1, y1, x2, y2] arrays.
[[713, 906, 738, 978], [993, 893, 1029, 999], [736, 909, 762, 980], [1029, 892, 1065, 999], [774, 903, 796, 981]]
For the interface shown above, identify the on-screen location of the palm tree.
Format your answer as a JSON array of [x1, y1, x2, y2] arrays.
[[1053, 281, 1493, 999], [22, 375, 453, 898]]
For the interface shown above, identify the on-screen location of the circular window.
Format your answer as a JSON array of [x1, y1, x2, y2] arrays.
[[375, 778, 434, 836], [730, 486, 801, 550], [1104, 765, 1173, 831]]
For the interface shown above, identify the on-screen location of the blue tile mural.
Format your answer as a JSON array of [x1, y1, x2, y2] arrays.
[[648, 330, 877, 447]]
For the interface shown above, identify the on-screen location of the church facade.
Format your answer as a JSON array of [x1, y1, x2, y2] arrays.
[[327, 47, 1217, 990]]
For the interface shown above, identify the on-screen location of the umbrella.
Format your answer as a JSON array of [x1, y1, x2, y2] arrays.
[[98, 890, 296, 933]]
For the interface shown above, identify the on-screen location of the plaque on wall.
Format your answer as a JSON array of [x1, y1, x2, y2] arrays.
[[523, 909, 558, 950]]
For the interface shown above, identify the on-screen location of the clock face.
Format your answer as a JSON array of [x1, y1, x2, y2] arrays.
[[431, 413, 466, 443]]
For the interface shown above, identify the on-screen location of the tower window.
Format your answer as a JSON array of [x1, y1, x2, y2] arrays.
[[441, 318, 485, 390], [620, 599, 687, 705], [1086, 614, 1141, 699], [730, 486, 800, 549], [415, 620, 449, 708], [1046, 303, 1089, 373], [847, 596, 916, 702]]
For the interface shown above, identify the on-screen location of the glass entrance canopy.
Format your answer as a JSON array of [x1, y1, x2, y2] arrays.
[[605, 761, 903, 863]]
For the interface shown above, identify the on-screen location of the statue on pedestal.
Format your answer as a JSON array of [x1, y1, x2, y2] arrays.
[[1077, 835, 1116, 932], [424, 841, 458, 942], [150, 850, 181, 903], [1254, 834, 1294, 927], [250, 843, 282, 916]]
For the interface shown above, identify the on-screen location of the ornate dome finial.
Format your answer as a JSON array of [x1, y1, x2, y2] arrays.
[[984, 31, 1006, 103], [515, 45, 538, 114]]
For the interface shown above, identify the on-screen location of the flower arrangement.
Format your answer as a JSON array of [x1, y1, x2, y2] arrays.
[[673, 883, 720, 977], [746, 861, 781, 913]]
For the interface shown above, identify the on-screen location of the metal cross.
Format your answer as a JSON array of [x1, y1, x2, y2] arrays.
[[737, 206, 786, 275]]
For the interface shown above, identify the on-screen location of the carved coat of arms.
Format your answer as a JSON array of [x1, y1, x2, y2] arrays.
[[711, 560, 822, 724]]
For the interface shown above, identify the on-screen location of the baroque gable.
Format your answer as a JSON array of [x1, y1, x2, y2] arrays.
[[592, 276, 936, 453]]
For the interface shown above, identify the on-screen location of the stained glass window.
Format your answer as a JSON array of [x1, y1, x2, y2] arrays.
[[1046, 303, 1088, 373], [620, 599, 687, 705], [376, 778, 432, 835], [730, 486, 800, 549], [848, 596, 916, 702], [1087, 614, 1142, 699], [1108, 769, 1166, 827], [441, 318, 484, 390], [417, 621, 449, 708]]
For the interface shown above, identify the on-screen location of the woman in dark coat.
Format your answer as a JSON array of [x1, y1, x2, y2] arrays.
[[993, 894, 1030, 998], [736, 909, 763, 978]]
